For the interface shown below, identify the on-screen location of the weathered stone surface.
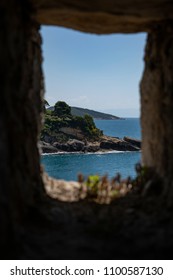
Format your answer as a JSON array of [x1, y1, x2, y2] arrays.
[[53, 142, 69, 151], [44, 140, 100, 153], [59, 127, 84, 140], [67, 139, 85, 151], [0, 0, 45, 257], [40, 141, 59, 153], [41, 135, 141, 153], [41, 134, 59, 144], [43, 173, 83, 202], [53, 139, 85, 152], [86, 143, 100, 153], [32, 0, 173, 33], [100, 138, 140, 151], [140, 22, 173, 202], [123, 136, 141, 149]]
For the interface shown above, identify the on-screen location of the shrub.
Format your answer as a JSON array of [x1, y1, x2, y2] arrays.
[[54, 101, 72, 118]]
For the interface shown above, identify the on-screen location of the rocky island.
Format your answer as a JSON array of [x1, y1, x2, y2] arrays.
[[40, 101, 141, 154]]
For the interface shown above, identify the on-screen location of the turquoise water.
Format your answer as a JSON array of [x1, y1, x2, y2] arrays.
[[41, 118, 141, 181]]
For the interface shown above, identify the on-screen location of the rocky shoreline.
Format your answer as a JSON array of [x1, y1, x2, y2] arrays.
[[40, 135, 141, 154]]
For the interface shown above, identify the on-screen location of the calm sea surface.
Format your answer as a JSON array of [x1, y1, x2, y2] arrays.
[[41, 118, 141, 181], [94, 118, 141, 139]]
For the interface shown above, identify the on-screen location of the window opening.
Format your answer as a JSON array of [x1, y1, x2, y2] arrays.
[[40, 26, 146, 182]]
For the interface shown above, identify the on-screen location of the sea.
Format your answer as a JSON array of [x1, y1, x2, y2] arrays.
[[41, 118, 141, 181]]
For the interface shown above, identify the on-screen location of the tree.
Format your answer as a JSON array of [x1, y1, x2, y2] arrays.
[[54, 101, 72, 118], [84, 114, 95, 128]]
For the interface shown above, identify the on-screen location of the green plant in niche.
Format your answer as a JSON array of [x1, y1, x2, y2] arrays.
[[77, 163, 161, 204], [86, 174, 100, 194]]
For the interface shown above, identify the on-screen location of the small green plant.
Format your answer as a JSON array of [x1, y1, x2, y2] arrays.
[[78, 172, 132, 204], [86, 174, 100, 195], [77, 163, 159, 204]]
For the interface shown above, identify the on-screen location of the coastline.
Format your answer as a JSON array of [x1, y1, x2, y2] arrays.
[[40, 135, 141, 155], [42, 150, 141, 156]]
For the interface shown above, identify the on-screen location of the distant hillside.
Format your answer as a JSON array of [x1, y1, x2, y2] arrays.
[[48, 106, 120, 120], [71, 107, 120, 120]]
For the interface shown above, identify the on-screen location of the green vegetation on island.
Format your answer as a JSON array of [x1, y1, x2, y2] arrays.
[[41, 101, 103, 142], [41, 100, 140, 154]]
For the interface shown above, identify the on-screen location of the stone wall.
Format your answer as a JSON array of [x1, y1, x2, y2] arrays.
[[141, 21, 173, 202], [1, 0, 173, 258], [0, 0, 45, 257], [32, 0, 173, 34], [32, 0, 173, 33]]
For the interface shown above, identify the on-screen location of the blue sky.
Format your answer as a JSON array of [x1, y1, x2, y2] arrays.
[[41, 26, 146, 117]]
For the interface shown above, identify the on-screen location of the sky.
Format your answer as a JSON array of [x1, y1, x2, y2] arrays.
[[41, 26, 146, 117]]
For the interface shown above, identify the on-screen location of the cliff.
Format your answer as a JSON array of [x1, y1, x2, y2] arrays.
[[40, 136, 141, 154]]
